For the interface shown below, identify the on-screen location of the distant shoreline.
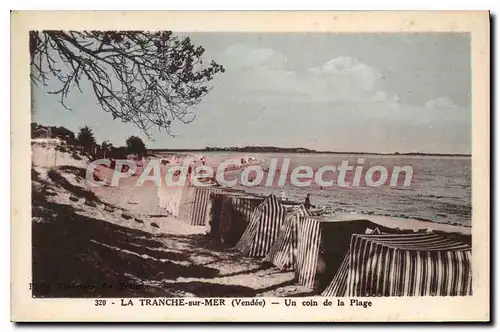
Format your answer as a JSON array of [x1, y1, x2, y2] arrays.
[[148, 147, 471, 157]]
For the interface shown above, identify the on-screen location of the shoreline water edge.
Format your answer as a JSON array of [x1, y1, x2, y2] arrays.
[[82, 151, 470, 229]]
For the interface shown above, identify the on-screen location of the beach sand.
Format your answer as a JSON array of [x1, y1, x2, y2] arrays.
[[31, 148, 470, 298], [31, 149, 312, 297], [334, 212, 471, 235]]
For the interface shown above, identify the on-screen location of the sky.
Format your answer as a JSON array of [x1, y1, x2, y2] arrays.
[[33, 33, 471, 154]]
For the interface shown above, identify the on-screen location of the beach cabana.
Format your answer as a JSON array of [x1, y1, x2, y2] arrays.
[[321, 233, 473, 297], [235, 194, 287, 257], [263, 204, 311, 269], [177, 186, 197, 220], [208, 191, 265, 246], [157, 185, 184, 217], [178, 186, 234, 226], [294, 216, 398, 291]]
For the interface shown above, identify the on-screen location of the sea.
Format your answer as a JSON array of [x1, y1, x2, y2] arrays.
[[163, 152, 472, 226]]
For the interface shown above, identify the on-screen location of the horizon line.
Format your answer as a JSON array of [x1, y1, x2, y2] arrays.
[[147, 146, 471, 157]]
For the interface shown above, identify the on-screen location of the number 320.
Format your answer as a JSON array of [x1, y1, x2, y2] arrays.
[[95, 299, 107, 306]]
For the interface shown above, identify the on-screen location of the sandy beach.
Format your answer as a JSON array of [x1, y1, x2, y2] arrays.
[[31, 149, 315, 297], [19, 23, 486, 322], [31, 147, 471, 298]]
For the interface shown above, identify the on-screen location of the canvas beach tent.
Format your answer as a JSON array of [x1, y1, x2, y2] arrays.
[[157, 184, 184, 217], [178, 186, 234, 226], [263, 204, 311, 270], [321, 232, 473, 297], [208, 191, 265, 246], [234, 194, 288, 257], [294, 216, 398, 291], [177, 186, 197, 221], [365, 227, 382, 235]]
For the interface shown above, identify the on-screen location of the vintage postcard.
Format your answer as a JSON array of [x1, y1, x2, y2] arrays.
[[11, 11, 490, 322]]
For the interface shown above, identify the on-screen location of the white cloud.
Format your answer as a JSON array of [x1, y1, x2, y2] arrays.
[[215, 45, 466, 124], [215, 45, 389, 104], [310, 56, 380, 92], [424, 97, 459, 110], [370, 91, 401, 104], [220, 44, 288, 70]]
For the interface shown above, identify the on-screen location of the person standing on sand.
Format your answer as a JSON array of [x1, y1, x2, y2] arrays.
[[280, 189, 287, 201], [304, 193, 311, 209]]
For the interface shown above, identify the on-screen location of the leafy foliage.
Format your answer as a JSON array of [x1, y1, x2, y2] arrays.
[[77, 126, 97, 154], [101, 140, 113, 158], [30, 30, 225, 138], [126, 136, 146, 157]]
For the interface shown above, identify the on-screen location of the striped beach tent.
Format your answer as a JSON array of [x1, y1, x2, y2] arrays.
[[321, 233, 472, 297], [295, 216, 397, 290], [190, 187, 228, 226], [178, 186, 197, 220], [157, 185, 184, 217], [208, 192, 265, 246], [263, 204, 311, 269], [235, 194, 286, 257], [178, 186, 229, 226]]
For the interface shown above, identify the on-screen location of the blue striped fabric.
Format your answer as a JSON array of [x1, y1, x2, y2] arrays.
[[235, 194, 286, 257], [321, 233, 472, 297], [264, 204, 311, 269]]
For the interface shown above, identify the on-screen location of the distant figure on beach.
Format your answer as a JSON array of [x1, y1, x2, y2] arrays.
[[304, 193, 311, 209], [280, 189, 287, 201]]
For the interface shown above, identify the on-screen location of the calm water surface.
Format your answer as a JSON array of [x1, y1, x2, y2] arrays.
[[166, 152, 471, 226]]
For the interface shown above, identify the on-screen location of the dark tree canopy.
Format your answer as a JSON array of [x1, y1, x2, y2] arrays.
[[101, 140, 113, 158], [126, 136, 146, 156], [30, 30, 225, 138], [77, 126, 97, 153], [101, 140, 113, 151]]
